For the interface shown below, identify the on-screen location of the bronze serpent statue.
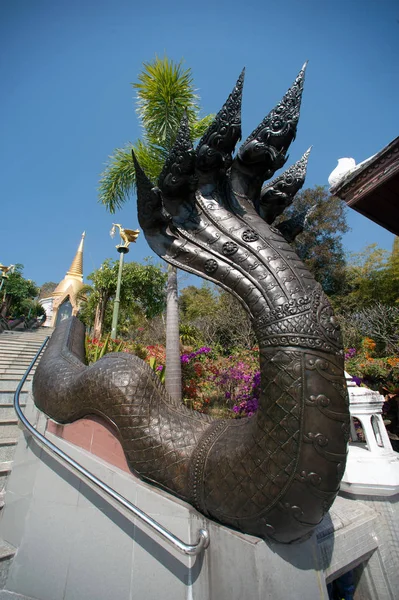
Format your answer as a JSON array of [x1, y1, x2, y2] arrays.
[[33, 65, 350, 543]]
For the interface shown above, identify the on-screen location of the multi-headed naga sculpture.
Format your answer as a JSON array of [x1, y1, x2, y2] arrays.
[[33, 65, 350, 543]]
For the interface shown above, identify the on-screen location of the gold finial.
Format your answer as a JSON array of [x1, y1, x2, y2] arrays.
[[111, 224, 140, 248], [66, 232, 86, 280], [0, 263, 15, 276]]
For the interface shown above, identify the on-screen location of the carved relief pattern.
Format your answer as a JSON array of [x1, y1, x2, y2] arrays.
[[196, 69, 244, 172]]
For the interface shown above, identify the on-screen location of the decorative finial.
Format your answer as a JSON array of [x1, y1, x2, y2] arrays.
[[236, 64, 307, 180], [158, 112, 197, 198], [132, 150, 167, 231], [196, 69, 245, 172], [111, 224, 140, 248], [259, 147, 312, 224]]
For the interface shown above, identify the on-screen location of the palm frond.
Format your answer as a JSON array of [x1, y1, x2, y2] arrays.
[[191, 115, 215, 141], [99, 55, 214, 212], [98, 141, 164, 213], [76, 284, 93, 302], [133, 56, 201, 151]]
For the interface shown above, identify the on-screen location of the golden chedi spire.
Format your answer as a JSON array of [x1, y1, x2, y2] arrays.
[[66, 231, 85, 280], [52, 232, 86, 299]]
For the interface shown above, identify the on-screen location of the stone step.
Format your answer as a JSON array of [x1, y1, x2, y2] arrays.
[[0, 336, 49, 341], [0, 405, 24, 419], [0, 348, 43, 354], [0, 366, 37, 372], [0, 439, 18, 462], [0, 392, 28, 403], [0, 353, 41, 359], [0, 344, 47, 349], [0, 356, 42, 363], [0, 351, 38, 356], [0, 338, 46, 350], [0, 358, 36, 365], [0, 539, 16, 589], [0, 338, 47, 343], [0, 351, 43, 358], [0, 462, 13, 491], [0, 337, 45, 342], [0, 348, 41, 354], [0, 337, 48, 343], [0, 354, 44, 359], [0, 421, 20, 439], [0, 373, 36, 380], [0, 327, 50, 336], [0, 355, 42, 361], [0, 380, 32, 392], [0, 347, 45, 354], [0, 335, 47, 340], [0, 355, 39, 361], [0, 540, 16, 560]]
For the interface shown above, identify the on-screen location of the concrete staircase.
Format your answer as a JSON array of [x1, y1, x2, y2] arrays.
[[0, 326, 52, 582]]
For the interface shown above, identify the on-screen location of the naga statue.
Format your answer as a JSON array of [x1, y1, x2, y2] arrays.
[[33, 65, 350, 544]]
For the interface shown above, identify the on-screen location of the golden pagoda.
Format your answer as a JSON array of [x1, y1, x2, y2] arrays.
[[51, 232, 86, 326]]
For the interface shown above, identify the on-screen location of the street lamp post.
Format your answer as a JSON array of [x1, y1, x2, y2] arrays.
[[109, 224, 139, 340]]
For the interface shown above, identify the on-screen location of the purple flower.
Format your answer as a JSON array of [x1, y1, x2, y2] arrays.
[[345, 348, 357, 360], [352, 376, 362, 386], [156, 365, 164, 371], [180, 346, 212, 365]]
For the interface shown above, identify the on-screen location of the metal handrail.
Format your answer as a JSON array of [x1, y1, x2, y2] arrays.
[[14, 338, 210, 557]]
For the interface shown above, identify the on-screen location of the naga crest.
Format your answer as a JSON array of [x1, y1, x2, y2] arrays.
[[33, 65, 349, 544], [133, 64, 312, 276]]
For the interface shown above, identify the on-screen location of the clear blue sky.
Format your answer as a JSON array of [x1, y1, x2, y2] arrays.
[[1, 0, 398, 288]]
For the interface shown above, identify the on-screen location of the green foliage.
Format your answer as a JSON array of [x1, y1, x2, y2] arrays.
[[121, 260, 167, 319], [99, 56, 214, 213], [278, 186, 349, 296], [336, 239, 399, 311], [179, 285, 255, 352], [24, 300, 46, 319], [338, 304, 399, 356], [133, 56, 212, 151], [78, 258, 167, 337], [85, 336, 166, 384], [345, 337, 399, 392], [98, 140, 164, 214], [1, 264, 39, 317], [179, 284, 218, 322], [148, 356, 166, 384], [85, 335, 128, 364], [179, 324, 203, 346]]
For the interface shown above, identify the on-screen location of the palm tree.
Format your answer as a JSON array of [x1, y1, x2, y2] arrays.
[[99, 56, 213, 400]]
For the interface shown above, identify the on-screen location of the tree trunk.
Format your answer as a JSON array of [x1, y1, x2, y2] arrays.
[[93, 297, 107, 339], [165, 265, 182, 401], [0, 295, 12, 318]]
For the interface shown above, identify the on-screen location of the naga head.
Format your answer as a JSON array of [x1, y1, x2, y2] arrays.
[[132, 65, 317, 320]]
